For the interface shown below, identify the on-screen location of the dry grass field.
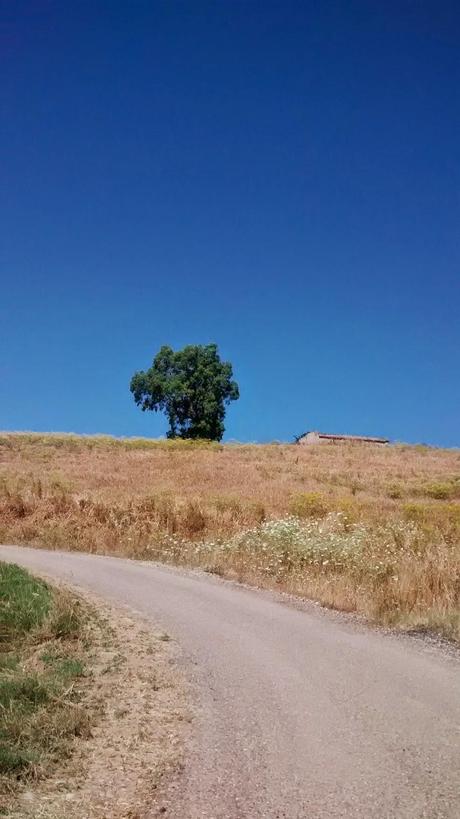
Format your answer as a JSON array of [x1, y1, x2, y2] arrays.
[[1, 432, 459, 640]]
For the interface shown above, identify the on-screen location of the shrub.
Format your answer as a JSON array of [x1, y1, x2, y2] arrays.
[[387, 483, 403, 499], [182, 501, 207, 535], [289, 492, 330, 519], [335, 498, 362, 528], [403, 502, 430, 522], [423, 482, 454, 500]]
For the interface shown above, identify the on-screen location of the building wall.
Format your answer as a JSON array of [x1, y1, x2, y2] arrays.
[[297, 431, 320, 445], [297, 432, 388, 446]]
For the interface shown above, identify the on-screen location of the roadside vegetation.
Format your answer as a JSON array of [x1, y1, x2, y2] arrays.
[[0, 562, 96, 813], [0, 558, 186, 818], [0, 432, 459, 640]]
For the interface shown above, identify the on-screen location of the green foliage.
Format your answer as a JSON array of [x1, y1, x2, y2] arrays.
[[41, 651, 84, 679], [0, 676, 50, 710], [0, 745, 36, 773], [0, 654, 18, 672], [130, 343, 239, 441], [0, 564, 51, 641], [0, 563, 90, 791]]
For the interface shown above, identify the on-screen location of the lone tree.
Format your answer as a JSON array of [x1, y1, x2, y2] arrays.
[[130, 344, 239, 441]]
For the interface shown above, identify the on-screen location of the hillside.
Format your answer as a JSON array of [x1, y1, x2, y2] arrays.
[[1, 432, 459, 639]]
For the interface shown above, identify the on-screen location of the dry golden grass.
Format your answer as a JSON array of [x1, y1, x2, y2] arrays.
[[1, 432, 459, 639]]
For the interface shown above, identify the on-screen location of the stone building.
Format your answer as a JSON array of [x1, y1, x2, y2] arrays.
[[296, 431, 389, 445]]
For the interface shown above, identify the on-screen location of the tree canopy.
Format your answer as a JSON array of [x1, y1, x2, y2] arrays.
[[130, 344, 239, 441]]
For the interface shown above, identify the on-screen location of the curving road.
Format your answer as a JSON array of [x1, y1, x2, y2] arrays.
[[1, 545, 459, 819]]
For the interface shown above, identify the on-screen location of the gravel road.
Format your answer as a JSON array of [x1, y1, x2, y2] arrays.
[[0, 545, 459, 819]]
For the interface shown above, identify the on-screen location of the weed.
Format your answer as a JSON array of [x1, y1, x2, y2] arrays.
[[0, 562, 100, 809], [0, 675, 50, 709], [387, 483, 403, 499], [46, 593, 83, 640], [0, 563, 51, 640], [0, 654, 18, 672], [289, 492, 330, 519], [41, 652, 84, 678], [423, 482, 456, 500], [0, 746, 36, 773]]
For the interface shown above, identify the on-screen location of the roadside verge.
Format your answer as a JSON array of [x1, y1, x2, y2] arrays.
[[0, 563, 189, 819]]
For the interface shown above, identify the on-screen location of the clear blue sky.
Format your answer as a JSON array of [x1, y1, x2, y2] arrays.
[[1, 2, 459, 445]]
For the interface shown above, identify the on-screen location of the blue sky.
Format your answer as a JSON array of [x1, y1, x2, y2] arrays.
[[1, 1, 459, 445]]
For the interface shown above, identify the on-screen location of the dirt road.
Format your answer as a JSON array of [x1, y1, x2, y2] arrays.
[[0, 545, 459, 819]]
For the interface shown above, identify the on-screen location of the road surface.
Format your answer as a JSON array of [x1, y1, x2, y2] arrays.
[[0, 545, 459, 818]]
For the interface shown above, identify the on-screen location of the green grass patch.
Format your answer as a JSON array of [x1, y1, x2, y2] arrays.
[[41, 649, 85, 679], [0, 654, 18, 672], [0, 562, 98, 811], [0, 675, 50, 711], [0, 563, 51, 640], [0, 745, 36, 773]]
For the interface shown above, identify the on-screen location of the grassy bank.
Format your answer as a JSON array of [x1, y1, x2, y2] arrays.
[[0, 562, 97, 813], [0, 558, 188, 819], [0, 432, 459, 640]]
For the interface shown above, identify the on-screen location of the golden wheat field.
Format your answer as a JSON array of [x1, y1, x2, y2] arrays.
[[1, 432, 459, 639]]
